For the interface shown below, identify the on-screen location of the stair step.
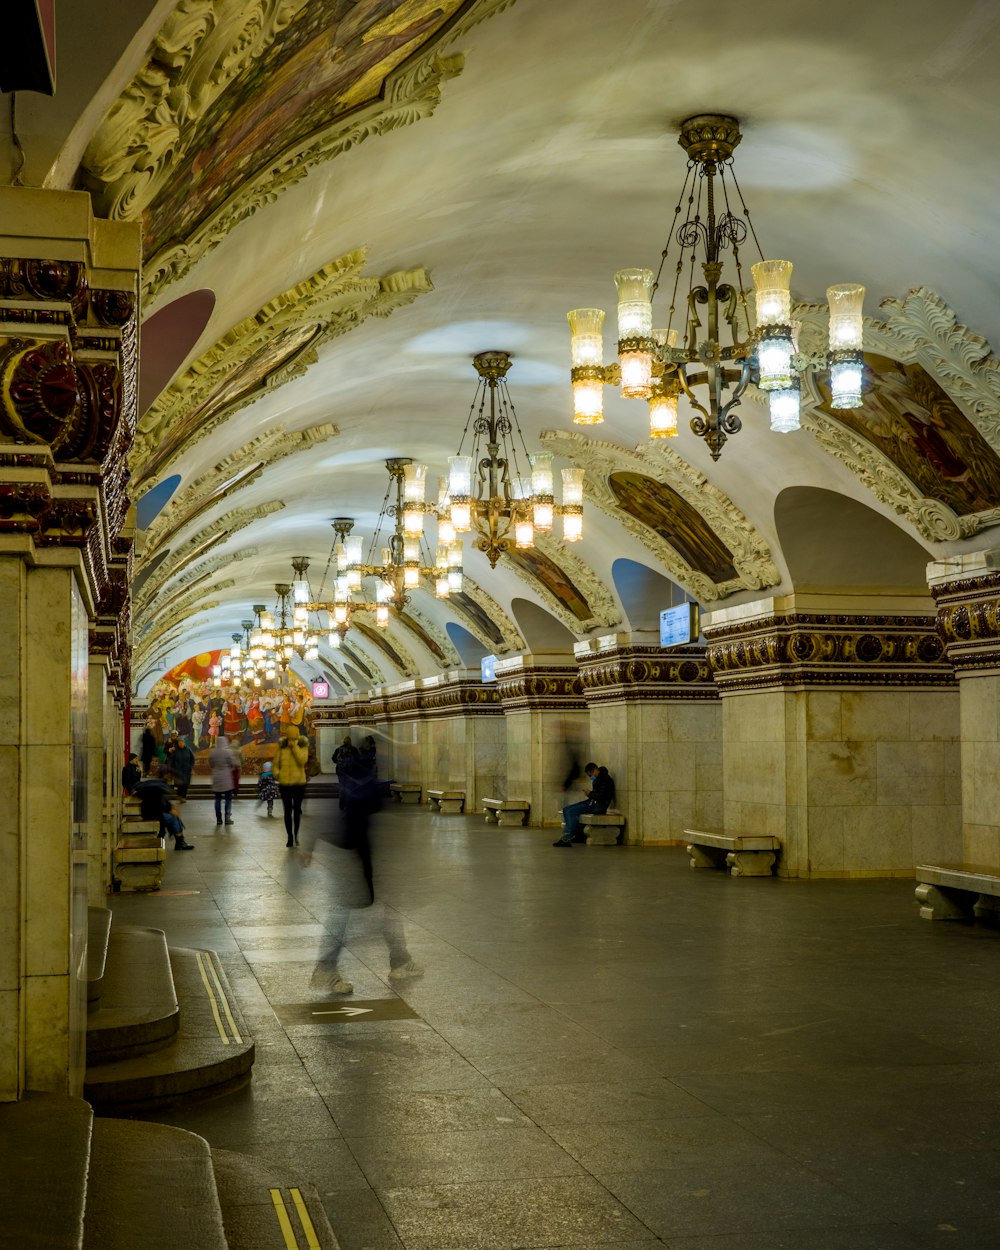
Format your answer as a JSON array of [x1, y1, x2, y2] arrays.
[[86, 924, 179, 1062], [83, 1119, 228, 1250], [212, 1149, 342, 1249], [87, 906, 113, 1011], [84, 947, 254, 1114], [0, 1090, 93, 1248]]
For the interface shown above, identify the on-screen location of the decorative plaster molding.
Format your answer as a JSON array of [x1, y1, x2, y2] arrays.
[[132, 251, 430, 485], [540, 429, 780, 601], [143, 422, 338, 557], [134, 574, 234, 636], [134, 599, 221, 669], [702, 610, 953, 693], [133, 545, 258, 620], [498, 531, 621, 635], [399, 605, 463, 669], [81, 0, 519, 301], [350, 612, 419, 679], [494, 666, 585, 711], [576, 643, 717, 704], [419, 681, 502, 719], [796, 287, 1000, 542]]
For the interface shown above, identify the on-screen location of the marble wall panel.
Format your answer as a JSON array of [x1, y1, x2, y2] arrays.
[[0, 987, 19, 1100]]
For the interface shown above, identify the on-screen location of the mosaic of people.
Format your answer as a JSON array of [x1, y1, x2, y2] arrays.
[[609, 471, 738, 584], [142, 650, 315, 775], [141, 0, 467, 256], [503, 548, 592, 623], [815, 355, 1000, 517]]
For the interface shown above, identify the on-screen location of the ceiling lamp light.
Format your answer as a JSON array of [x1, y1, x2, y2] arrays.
[[567, 114, 864, 459], [448, 351, 583, 567]]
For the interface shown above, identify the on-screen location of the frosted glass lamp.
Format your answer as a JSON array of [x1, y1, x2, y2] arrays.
[[403, 462, 427, 503], [829, 357, 864, 409], [438, 516, 455, 546], [568, 308, 606, 425], [376, 603, 389, 628], [404, 565, 419, 589], [435, 574, 450, 598], [757, 332, 795, 391], [530, 452, 554, 496], [615, 268, 654, 398], [769, 381, 801, 433], [827, 283, 865, 351], [515, 517, 534, 548], [327, 632, 341, 649], [305, 645, 319, 661], [752, 259, 793, 326]]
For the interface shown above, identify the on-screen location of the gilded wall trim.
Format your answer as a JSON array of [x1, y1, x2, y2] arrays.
[[539, 429, 780, 601], [576, 644, 717, 704], [796, 287, 1000, 542], [703, 611, 954, 693], [132, 252, 430, 485], [932, 570, 1000, 672]]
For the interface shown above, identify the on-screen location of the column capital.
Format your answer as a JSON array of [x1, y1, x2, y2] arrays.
[[929, 552, 1000, 674], [494, 654, 584, 711], [575, 638, 715, 704], [702, 600, 952, 693]]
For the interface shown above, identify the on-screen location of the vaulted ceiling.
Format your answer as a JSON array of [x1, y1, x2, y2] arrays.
[[17, 0, 1000, 693]]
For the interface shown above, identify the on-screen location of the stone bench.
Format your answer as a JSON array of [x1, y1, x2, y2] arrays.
[[581, 810, 626, 845], [483, 798, 530, 827], [113, 831, 165, 892], [684, 829, 780, 877], [389, 783, 422, 804], [914, 863, 1000, 922], [427, 788, 465, 814]]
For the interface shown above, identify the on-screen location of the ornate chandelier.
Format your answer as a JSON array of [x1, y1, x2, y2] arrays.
[[442, 351, 584, 567], [567, 114, 865, 460], [214, 609, 278, 687], [275, 459, 460, 656]]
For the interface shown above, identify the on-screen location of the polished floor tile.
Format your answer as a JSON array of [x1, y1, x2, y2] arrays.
[[115, 798, 1000, 1250]]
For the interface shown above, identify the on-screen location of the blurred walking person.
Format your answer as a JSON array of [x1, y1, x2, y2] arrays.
[[210, 734, 237, 826]]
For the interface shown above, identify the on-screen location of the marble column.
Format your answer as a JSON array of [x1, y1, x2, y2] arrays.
[[419, 673, 504, 810], [495, 655, 588, 827], [703, 593, 960, 878], [0, 187, 141, 1099], [930, 550, 1000, 867], [575, 633, 720, 845]]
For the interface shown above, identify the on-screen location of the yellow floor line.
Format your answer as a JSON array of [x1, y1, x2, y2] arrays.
[[290, 1187, 321, 1250], [269, 1189, 299, 1250], [195, 951, 229, 1045], [203, 949, 244, 1043]]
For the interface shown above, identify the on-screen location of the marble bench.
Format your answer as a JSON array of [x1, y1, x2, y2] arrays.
[[113, 827, 165, 892], [914, 863, 1000, 922], [389, 782, 422, 804], [684, 829, 780, 877], [581, 810, 626, 845], [427, 788, 465, 814], [483, 798, 530, 827]]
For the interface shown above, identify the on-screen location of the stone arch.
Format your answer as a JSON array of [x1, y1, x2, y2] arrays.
[[611, 558, 691, 632], [446, 622, 489, 668], [510, 598, 577, 655], [774, 487, 932, 591]]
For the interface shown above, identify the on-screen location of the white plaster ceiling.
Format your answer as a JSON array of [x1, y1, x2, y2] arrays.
[[24, 0, 1000, 690]]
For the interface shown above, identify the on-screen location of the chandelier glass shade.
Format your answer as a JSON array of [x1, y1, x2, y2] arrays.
[[445, 351, 583, 568], [566, 114, 865, 460], [214, 607, 279, 688]]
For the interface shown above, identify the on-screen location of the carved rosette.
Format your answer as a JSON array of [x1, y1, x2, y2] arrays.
[[703, 612, 954, 693], [932, 571, 1000, 674], [576, 644, 717, 704], [494, 666, 585, 712]]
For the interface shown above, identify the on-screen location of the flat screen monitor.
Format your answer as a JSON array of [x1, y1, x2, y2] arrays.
[[660, 603, 699, 648]]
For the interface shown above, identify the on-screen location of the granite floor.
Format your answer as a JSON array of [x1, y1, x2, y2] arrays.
[[110, 793, 1000, 1250]]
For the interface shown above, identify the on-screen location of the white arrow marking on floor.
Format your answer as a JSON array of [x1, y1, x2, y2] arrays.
[[312, 1007, 373, 1017]]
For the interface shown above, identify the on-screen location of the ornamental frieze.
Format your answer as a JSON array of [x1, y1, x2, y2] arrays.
[[576, 645, 717, 703], [703, 612, 953, 692], [420, 683, 501, 718], [494, 667, 584, 711], [932, 570, 1000, 671]]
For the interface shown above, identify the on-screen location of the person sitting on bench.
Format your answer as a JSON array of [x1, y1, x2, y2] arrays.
[[554, 762, 614, 847]]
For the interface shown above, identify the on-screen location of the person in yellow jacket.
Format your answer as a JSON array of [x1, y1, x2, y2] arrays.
[[273, 733, 309, 847]]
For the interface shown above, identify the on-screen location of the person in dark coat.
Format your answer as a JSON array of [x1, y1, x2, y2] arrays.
[[140, 725, 157, 775], [554, 762, 615, 846], [133, 760, 194, 850], [121, 753, 141, 794], [165, 735, 195, 799]]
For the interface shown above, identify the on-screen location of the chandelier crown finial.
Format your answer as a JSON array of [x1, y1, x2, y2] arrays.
[[676, 114, 742, 164], [473, 350, 512, 381]]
